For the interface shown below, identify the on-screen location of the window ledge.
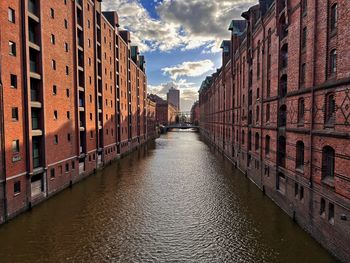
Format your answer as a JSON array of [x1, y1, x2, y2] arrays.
[[14, 192, 20, 197], [295, 167, 304, 174], [322, 177, 335, 188]]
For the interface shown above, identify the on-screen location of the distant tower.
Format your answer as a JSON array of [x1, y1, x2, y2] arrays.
[[167, 87, 180, 111]]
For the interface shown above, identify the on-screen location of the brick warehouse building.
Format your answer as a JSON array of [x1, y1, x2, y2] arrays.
[[199, 0, 350, 261], [0, 0, 149, 223]]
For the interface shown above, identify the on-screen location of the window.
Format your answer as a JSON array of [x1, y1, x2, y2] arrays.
[[51, 34, 55, 44], [64, 43, 69, 52], [54, 110, 58, 120], [12, 140, 19, 153], [12, 107, 18, 121], [66, 66, 69, 75], [64, 19, 68, 29], [9, 41, 16, 56], [320, 198, 326, 217], [242, 130, 245, 145], [67, 111, 70, 119], [296, 141, 304, 170], [300, 186, 304, 201], [325, 93, 336, 125], [8, 8, 15, 23], [256, 106, 260, 123], [90, 131, 93, 138], [330, 4, 338, 31], [50, 168, 55, 178], [294, 183, 299, 197], [50, 8, 55, 18], [255, 133, 259, 150], [301, 63, 306, 85], [53, 85, 57, 95], [277, 172, 286, 194], [10, 74, 17, 88], [52, 60, 56, 70], [90, 113, 93, 120], [65, 163, 69, 172], [66, 89, 70, 97], [14, 181, 21, 194], [265, 135, 270, 156], [266, 104, 270, 122], [72, 161, 75, 170], [329, 49, 337, 75], [298, 98, 305, 124], [302, 27, 307, 49], [322, 146, 335, 182], [328, 203, 334, 224], [67, 133, 71, 142], [302, 0, 307, 15], [54, 135, 58, 144]]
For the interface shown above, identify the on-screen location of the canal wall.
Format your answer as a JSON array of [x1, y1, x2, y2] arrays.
[[199, 131, 350, 263]]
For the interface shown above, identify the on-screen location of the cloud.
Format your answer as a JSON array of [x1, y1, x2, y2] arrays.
[[162, 60, 214, 80], [102, 0, 256, 53]]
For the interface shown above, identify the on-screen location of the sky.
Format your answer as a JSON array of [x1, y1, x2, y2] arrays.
[[102, 0, 257, 111]]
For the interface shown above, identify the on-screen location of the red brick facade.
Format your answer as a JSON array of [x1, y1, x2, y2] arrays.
[[199, 0, 350, 261], [0, 1, 151, 224]]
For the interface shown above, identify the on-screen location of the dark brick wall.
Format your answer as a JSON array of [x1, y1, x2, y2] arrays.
[[199, 0, 350, 261]]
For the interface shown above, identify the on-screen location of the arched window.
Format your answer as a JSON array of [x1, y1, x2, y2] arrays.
[[296, 141, 304, 170], [329, 49, 337, 74], [255, 132, 260, 150], [330, 3, 338, 31], [322, 146, 335, 181], [265, 135, 270, 155], [325, 93, 336, 125], [298, 98, 305, 124]]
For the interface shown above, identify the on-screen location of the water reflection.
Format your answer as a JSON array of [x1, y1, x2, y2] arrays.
[[0, 132, 335, 262]]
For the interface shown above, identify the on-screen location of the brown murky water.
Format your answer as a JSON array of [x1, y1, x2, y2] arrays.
[[0, 131, 336, 262]]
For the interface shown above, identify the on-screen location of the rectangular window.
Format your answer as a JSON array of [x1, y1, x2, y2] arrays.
[[67, 111, 70, 119], [9, 41, 16, 56], [328, 203, 334, 224], [54, 110, 58, 120], [50, 168, 55, 178], [294, 183, 299, 197], [66, 66, 69, 75], [320, 198, 326, 217], [302, 27, 307, 49], [71, 161, 75, 170], [14, 181, 21, 194], [52, 60, 56, 70], [67, 133, 71, 142], [299, 186, 304, 201], [50, 8, 55, 18], [66, 89, 70, 97], [54, 135, 58, 144], [53, 85, 57, 95], [12, 107, 18, 121], [65, 163, 69, 172], [10, 74, 17, 88], [64, 19, 68, 29], [8, 8, 15, 23], [64, 42, 69, 52], [51, 34, 55, 44], [12, 140, 19, 153]]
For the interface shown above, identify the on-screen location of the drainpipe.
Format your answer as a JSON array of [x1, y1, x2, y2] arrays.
[[309, 0, 318, 188], [260, 17, 266, 189], [0, 27, 8, 221]]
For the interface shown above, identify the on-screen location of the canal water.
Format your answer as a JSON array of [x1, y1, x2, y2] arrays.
[[0, 131, 336, 262]]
